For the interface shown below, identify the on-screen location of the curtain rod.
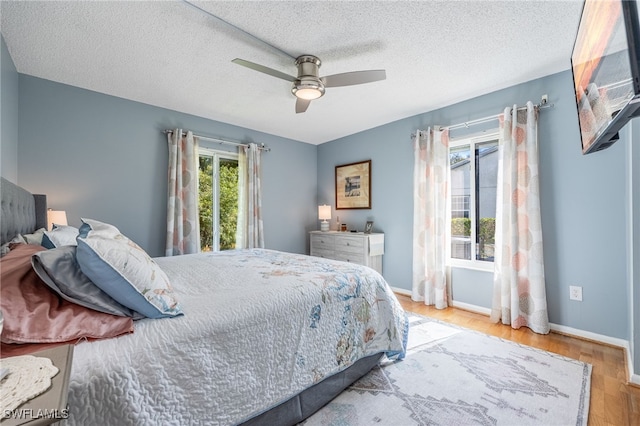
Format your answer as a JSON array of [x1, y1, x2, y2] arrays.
[[411, 99, 554, 138], [163, 130, 271, 152]]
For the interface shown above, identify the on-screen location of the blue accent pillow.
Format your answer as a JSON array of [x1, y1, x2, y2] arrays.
[[75, 218, 183, 319]]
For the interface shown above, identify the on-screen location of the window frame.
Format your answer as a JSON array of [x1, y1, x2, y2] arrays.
[[447, 132, 499, 272], [198, 147, 239, 252]]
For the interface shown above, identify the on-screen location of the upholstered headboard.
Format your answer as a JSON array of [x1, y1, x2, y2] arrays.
[[0, 177, 47, 245]]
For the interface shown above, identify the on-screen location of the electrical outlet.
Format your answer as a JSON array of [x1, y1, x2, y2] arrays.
[[569, 286, 583, 301]]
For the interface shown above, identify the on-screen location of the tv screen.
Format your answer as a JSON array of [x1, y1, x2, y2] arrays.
[[571, 0, 640, 154]]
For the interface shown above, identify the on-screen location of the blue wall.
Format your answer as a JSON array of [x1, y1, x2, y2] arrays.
[[318, 70, 631, 341], [16, 75, 317, 257], [1, 36, 18, 182]]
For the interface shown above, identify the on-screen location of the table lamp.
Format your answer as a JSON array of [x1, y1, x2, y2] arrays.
[[318, 205, 331, 231], [47, 209, 68, 231]]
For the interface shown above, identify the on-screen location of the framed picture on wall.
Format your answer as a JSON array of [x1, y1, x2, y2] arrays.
[[335, 160, 371, 209]]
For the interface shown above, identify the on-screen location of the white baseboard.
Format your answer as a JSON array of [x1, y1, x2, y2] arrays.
[[549, 322, 629, 348], [392, 292, 638, 384], [549, 322, 638, 384], [627, 352, 639, 386], [391, 286, 412, 297], [392, 288, 490, 317], [451, 300, 492, 316], [626, 350, 640, 386]]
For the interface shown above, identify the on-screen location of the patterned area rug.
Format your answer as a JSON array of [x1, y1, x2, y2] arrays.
[[302, 314, 591, 426]]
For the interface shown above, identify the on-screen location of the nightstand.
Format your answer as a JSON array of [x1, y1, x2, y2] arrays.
[[2, 344, 74, 426]]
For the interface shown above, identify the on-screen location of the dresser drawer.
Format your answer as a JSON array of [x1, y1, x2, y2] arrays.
[[334, 235, 365, 254], [310, 248, 334, 259], [310, 234, 334, 251], [333, 251, 366, 265]]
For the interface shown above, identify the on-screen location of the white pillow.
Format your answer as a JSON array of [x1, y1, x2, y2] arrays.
[[75, 218, 183, 319], [42, 225, 79, 248], [22, 228, 46, 245]]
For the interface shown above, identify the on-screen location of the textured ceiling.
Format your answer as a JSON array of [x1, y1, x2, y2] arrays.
[[1, 0, 584, 144]]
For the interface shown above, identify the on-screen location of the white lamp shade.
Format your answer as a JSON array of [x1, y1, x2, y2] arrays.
[[47, 210, 68, 231], [318, 205, 331, 221]]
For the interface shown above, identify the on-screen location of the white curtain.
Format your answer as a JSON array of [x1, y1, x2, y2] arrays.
[[491, 102, 550, 334], [166, 129, 200, 256], [236, 143, 264, 249], [412, 127, 450, 309]]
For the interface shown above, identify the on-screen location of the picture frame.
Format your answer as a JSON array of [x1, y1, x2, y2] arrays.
[[364, 221, 374, 234], [335, 160, 371, 209]]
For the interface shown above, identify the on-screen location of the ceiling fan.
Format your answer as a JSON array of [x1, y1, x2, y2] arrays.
[[232, 55, 386, 113]]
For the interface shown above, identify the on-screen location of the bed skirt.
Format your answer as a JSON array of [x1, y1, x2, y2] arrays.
[[240, 353, 383, 425]]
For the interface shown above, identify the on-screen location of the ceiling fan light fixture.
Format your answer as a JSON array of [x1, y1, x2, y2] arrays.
[[292, 81, 325, 100], [232, 53, 385, 113]]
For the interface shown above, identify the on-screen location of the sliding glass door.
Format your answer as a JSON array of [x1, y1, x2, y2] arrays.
[[198, 148, 239, 252]]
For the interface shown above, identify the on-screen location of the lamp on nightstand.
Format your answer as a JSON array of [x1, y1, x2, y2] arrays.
[[47, 209, 68, 231], [318, 205, 331, 232]]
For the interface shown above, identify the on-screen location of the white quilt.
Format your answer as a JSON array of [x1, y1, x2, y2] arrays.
[[64, 249, 408, 425]]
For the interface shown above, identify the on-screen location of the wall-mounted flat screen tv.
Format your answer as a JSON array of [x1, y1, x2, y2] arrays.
[[571, 0, 640, 154]]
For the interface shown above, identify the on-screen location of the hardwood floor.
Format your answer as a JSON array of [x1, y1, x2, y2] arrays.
[[396, 295, 640, 426]]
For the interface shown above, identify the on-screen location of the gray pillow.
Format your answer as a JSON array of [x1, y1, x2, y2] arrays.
[[31, 246, 143, 319]]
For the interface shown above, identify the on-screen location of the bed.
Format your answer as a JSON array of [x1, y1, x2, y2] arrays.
[[0, 177, 408, 425]]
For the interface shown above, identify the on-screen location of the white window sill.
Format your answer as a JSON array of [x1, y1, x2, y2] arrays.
[[448, 259, 494, 273]]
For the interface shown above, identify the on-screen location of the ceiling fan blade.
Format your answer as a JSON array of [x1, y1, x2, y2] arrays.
[[232, 58, 296, 82], [322, 70, 386, 88], [295, 98, 311, 114]]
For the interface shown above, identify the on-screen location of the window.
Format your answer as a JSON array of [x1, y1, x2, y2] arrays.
[[198, 148, 239, 252], [451, 195, 470, 218], [449, 134, 498, 268]]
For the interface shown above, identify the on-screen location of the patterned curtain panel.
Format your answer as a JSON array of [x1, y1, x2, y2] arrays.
[[236, 147, 247, 249], [491, 102, 550, 334], [236, 143, 264, 249], [166, 129, 200, 256], [412, 127, 450, 309]]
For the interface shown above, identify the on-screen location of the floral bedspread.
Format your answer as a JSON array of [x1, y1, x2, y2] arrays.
[[64, 249, 408, 426]]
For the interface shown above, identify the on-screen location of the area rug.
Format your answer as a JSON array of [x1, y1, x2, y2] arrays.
[[302, 314, 591, 426]]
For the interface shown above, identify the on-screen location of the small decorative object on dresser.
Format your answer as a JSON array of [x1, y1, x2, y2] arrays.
[[309, 231, 384, 274], [364, 221, 374, 234], [335, 160, 371, 209]]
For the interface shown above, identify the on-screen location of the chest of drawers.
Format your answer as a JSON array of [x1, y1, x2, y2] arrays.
[[309, 231, 384, 274]]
